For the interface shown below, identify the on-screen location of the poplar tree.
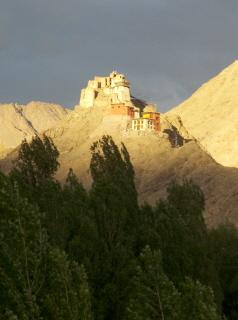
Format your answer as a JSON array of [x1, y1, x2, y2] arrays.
[[11, 134, 59, 188], [0, 175, 48, 319], [154, 180, 221, 304], [127, 246, 181, 320], [127, 247, 221, 320], [10, 135, 70, 248], [209, 223, 238, 319], [63, 168, 89, 247], [179, 278, 221, 320], [87, 135, 138, 319], [42, 248, 93, 320], [0, 173, 94, 319]]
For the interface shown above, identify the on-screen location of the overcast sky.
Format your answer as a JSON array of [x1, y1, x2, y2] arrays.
[[0, 0, 238, 111]]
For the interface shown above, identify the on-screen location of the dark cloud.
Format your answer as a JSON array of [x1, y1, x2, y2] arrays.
[[0, 0, 238, 111]]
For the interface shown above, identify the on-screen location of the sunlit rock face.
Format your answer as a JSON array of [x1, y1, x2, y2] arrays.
[[0, 101, 68, 157], [168, 60, 238, 168]]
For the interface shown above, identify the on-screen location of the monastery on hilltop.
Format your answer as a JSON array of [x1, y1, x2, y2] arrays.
[[79, 71, 160, 132]]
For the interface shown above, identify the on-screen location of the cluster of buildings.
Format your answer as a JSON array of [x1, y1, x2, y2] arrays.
[[79, 71, 160, 132]]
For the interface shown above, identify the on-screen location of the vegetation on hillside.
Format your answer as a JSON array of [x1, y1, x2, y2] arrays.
[[0, 134, 237, 319]]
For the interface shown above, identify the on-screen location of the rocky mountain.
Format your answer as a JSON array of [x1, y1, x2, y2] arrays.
[[168, 60, 238, 168], [40, 107, 237, 228], [1, 67, 238, 228], [0, 101, 69, 157]]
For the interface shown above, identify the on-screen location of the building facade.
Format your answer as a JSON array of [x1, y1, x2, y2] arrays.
[[79, 71, 131, 108], [79, 72, 161, 133], [131, 105, 160, 132]]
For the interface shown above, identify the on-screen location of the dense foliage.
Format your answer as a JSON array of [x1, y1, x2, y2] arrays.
[[0, 134, 237, 319]]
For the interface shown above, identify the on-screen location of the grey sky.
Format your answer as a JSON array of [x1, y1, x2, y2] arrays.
[[0, 0, 238, 111]]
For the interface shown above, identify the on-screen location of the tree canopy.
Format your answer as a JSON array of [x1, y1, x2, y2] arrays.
[[0, 134, 235, 319]]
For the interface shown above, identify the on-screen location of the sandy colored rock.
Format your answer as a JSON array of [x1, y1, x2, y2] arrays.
[[21, 101, 69, 133], [168, 60, 238, 168], [0, 101, 68, 157]]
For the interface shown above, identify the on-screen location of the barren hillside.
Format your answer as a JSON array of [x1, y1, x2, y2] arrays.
[[0, 101, 68, 157], [168, 60, 238, 168], [38, 107, 238, 228]]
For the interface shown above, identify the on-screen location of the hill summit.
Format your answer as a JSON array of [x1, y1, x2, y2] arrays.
[[1, 66, 238, 227], [168, 60, 238, 168], [75, 71, 161, 133], [0, 101, 68, 158], [30, 68, 237, 228]]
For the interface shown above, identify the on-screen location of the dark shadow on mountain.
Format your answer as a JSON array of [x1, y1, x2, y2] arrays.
[[164, 125, 192, 148]]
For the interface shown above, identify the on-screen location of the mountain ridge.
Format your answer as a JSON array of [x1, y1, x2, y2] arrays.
[[168, 60, 238, 168], [0, 101, 69, 158], [1, 64, 238, 227]]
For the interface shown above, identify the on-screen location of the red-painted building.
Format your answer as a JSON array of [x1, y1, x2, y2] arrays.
[[109, 103, 161, 132], [109, 104, 135, 118]]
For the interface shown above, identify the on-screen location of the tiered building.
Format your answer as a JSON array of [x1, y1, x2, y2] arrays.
[[79, 71, 160, 132], [131, 105, 160, 132]]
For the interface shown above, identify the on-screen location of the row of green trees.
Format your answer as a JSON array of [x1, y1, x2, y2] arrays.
[[0, 134, 237, 319]]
